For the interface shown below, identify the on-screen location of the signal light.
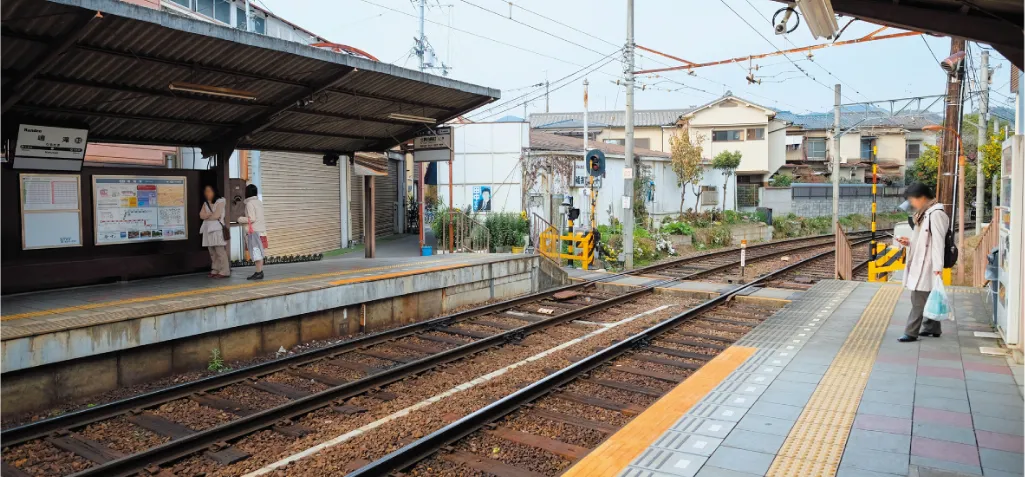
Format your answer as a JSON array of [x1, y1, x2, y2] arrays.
[[586, 149, 605, 177]]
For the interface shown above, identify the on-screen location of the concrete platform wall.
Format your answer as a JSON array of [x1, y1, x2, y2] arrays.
[[2, 257, 539, 416]]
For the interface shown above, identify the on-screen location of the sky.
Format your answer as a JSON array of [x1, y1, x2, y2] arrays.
[[257, 0, 1018, 118]]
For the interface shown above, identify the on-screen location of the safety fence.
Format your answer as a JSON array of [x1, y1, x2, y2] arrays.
[[433, 209, 491, 253], [835, 225, 853, 280], [973, 222, 999, 287]]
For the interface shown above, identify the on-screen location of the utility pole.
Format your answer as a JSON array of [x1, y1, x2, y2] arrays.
[[938, 38, 965, 216], [583, 79, 589, 230], [545, 80, 550, 113], [622, 0, 635, 269], [417, 0, 427, 72], [976, 49, 988, 232], [832, 84, 841, 233]]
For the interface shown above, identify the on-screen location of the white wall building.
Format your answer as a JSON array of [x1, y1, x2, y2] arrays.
[[435, 121, 529, 214]]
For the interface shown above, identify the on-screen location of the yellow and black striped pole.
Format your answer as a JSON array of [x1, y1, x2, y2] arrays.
[[871, 147, 878, 262]]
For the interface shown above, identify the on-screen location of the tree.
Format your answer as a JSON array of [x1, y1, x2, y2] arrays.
[[669, 125, 704, 214], [711, 150, 742, 211], [769, 174, 793, 187], [905, 144, 940, 189]]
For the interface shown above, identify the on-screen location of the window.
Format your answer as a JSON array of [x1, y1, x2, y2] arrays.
[[861, 138, 874, 160], [236, 6, 247, 30], [746, 128, 765, 140], [712, 130, 744, 142], [635, 138, 650, 150], [906, 141, 921, 160], [169, 0, 190, 7], [253, 15, 266, 34], [603, 138, 625, 146], [195, 0, 212, 16], [194, 0, 229, 23], [792, 187, 811, 198], [806, 138, 826, 158]]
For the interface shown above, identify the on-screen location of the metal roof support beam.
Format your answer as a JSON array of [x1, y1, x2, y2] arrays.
[[1, 11, 103, 114], [2, 32, 461, 112], [20, 73, 274, 108], [11, 104, 238, 128], [262, 127, 385, 141], [202, 66, 356, 155], [287, 109, 423, 127]]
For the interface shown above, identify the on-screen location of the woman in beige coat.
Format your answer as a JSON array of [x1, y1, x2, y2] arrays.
[[894, 182, 949, 342], [199, 185, 230, 278], [237, 184, 267, 280]]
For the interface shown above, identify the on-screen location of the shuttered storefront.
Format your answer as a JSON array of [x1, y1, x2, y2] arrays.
[[349, 162, 363, 243], [259, 151, 340, 255], [373, 159, 398, 237]]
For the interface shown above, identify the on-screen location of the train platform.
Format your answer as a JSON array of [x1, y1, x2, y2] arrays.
[[1, 250, 551, 414], [562, 280, 1024, 477]]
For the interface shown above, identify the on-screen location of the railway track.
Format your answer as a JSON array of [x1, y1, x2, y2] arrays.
[[0, 232, 881, 477], [348, 244, 876, 477]]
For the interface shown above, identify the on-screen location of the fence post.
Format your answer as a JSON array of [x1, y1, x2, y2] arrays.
[[835, 226, 852, 280]]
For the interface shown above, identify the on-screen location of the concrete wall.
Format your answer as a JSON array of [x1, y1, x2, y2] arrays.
[[791, 196, 903, 218], [441, 121, 528, 213], [1, 256, 540, 415], [760, 187, 793, 216]]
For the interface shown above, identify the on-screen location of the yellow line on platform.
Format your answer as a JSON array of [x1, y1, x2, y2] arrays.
[[766, 285, 901, 477], [561, 345, 758, 477], [327, 262, 470, 286], [0, 260, 447, 322]]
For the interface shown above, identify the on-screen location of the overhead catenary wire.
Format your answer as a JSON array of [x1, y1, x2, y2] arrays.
[[457, 0, 612, 56]]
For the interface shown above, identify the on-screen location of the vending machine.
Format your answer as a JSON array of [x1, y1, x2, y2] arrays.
[[996, 134, 1023, 348]]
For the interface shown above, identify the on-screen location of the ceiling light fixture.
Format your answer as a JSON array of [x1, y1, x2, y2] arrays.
[[795, 0, 839, 40], [387, 113, 436, 124], [168, 82, 257, 100]]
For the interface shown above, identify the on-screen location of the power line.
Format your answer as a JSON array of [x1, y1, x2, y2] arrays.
[[921, 36, 941, 63], [716, 0, 856, 103], [490, 0, 620, 48], [457, 0, 612, 56]]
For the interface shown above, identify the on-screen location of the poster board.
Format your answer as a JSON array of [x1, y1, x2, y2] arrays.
[[19, 173, 83, 249], [93, 175, 188, 245]]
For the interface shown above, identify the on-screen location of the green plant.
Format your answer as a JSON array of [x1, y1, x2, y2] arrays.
[[712, 150, 742, 211], [483, 213, 528, 250], [633, 225, 651, 239], [669, 124, 705, 214], [661, 221, 694, 236], [693, 224, 733, 248], [769, 175, 793, 187], [208, 348, 231, 373]]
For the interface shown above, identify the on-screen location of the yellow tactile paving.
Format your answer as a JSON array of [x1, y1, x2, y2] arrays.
[[765, 284, 901, 477], [561, 345, 758, 477], [0, 260, 456, 322]]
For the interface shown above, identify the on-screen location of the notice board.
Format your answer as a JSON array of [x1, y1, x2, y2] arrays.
[[19, 173, 83, 249], [94, 175, 188, 245]]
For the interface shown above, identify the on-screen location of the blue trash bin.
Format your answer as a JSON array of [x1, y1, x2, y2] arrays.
[[421, 246, 433, 256]]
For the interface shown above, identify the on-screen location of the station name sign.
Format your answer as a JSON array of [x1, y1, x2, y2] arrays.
[[413, 126, 453, 163], [12, 123, 90, 171]]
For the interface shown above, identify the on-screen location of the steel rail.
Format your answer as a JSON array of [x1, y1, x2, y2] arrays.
[[1, 232, 856, 445], [348, 245, 867, 477]]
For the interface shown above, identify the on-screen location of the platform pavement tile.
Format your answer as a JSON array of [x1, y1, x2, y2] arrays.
[[920, 366, 968, 379], [909, 456, 983, 475], [978, 448, 1024, 474], [915, 396, 972, 413], [913, 421, 980, 446], [918, 384, 970, 401], [917, 376, 969, 390], [914, 407, 974, 429], [651, 432, 723, 457], [920, 358, 966, 369], [673, 417, 737, 440], [874, 362, 921, 375], [964, 371, 1018, 386], [966, 389, 1022, 407], [878, 353, 922, 365], [961, 362, 1012, 375], [836, 465, 907, 477], [854, 414, 913, 435], [867, 377, 918, 393], [719, 428, 787, 455], [846, 428, 913, 454], [980, 468, 1025, 477], [734, 414, 795, 437], [705, 446, 775, 476], [781, 362, 831, 375], [974, 431, 1025, 454], [630, 449, 707, 477], [919, 351, 963, 361], [965, 380, 1020, 396], [840, 447, 911, 476], [859, 401, 915, 419], [970, 403, 1025, 421], [755, 388, 814, 407], [692, 465, 762, 477], [971, 415, 1024, 437], [862, 388, 917, 406], [747, 401, 804, 421], [912, 436, 981, 466]]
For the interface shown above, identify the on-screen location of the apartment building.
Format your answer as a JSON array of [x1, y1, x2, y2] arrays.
[[776, 111, 941, 184]]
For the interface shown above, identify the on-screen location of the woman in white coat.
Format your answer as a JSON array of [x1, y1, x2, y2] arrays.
[[198, 185, 230, 278], [894, 183, 949, 342]]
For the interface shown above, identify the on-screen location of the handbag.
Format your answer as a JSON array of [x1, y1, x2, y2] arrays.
[[206, 202, 230, 241], [924, 276, 951, 321]]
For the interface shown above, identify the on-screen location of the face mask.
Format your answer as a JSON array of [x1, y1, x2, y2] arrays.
[[899, 200, 911, 212]]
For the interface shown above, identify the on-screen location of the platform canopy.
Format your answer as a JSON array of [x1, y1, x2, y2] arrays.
[[1, 0, 500, 156], [771, 0, 1023, 68]]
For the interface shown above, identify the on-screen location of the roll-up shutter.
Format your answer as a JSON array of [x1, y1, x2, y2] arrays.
[[349, 163, 364, 243], [373, 159, 398, 236], [259, 151, 341, 255]]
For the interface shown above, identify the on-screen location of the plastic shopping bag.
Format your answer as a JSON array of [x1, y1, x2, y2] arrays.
[[924, 276, 951, 321]]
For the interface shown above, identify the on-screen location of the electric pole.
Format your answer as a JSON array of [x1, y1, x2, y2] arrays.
[[938, 38, 965, 217], [622, 0, 635, 269], [976, 49, 988, 233], [417, 0, 426, 72], [832, 84, 841, 233], [545, 80, 550, 113]]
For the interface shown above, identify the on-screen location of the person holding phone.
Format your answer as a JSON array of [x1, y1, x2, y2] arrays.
[[894, 182, 948, 342], [198, 185, 230, 278]]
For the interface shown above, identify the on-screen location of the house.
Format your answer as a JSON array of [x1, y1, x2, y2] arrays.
[[776, 110, 941, 184], [530, 109, 695, 153]]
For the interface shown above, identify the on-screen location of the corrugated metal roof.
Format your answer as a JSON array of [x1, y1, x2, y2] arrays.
[[776, 110, 943, 131], [527, 130, 670, 159], [529, 108, 696, 128], [1, 0, 500, 155]]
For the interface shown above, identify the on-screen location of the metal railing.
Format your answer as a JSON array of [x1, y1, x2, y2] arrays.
[[835, 225, 853, 279], [433, 209, 490, 253], [529, 212, 551, 254], [973, 222, 999, 287]]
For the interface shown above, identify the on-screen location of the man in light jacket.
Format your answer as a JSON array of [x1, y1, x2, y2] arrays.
[[894, 182, 949, 342]]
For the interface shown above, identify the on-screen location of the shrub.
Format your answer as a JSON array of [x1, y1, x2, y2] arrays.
[[661, 221, 694, 236], [484, 213, 529, 250], [693, 225, 733, 248], [769, 175, 793, 187]]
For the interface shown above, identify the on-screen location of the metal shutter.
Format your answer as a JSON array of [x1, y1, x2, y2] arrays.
[[349, 163, 364, 243], [373, 160, 398, 236], [260, 151, 341, 255]]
